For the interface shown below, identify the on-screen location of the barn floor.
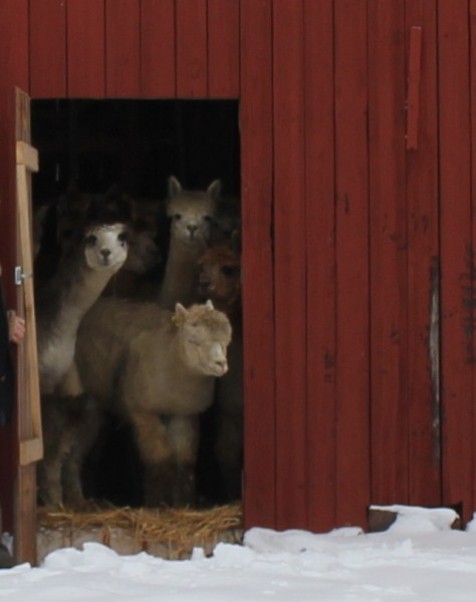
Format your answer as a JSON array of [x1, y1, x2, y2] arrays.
[[37, 503, 243, 563]]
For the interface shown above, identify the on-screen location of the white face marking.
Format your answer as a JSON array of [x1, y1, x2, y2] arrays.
[[84, 223, 128, 269]]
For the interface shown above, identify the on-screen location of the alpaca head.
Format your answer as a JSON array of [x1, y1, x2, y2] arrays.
[[83, 223, 129, 270], [197, 245, 241, 313], [122, 198, 162, 274], [166, 176, 221, 247], [173, 300, 232, 377]]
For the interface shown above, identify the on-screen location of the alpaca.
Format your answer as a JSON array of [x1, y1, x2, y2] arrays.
[[36, 192, 129, 507], [102, 196, 163, 298], [35, 216, 129, 395], [52, 299, 232, 508], [158, 176, 221, 309], [197, 244, 243, 500]]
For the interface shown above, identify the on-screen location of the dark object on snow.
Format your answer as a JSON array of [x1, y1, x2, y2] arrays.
[[0, 542, 14, 569]]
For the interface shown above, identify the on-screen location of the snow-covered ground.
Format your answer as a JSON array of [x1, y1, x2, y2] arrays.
[[1, 506, 476, 601]]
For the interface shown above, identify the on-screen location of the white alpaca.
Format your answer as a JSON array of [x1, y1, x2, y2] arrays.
[[58, 298, 232, 507], [35, 195, 128, 508], [35, 220, 128, 395], [158, 176, 221, 309]]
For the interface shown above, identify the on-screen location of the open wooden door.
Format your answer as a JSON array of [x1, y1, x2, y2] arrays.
[[13, 87, 42, 565]]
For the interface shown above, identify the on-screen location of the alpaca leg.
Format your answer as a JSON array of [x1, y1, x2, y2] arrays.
[[38, 395, 71, 507], [166, 415, 200, 506], [128, 410, 172, 506], [38, 449, 65, 507], [62, 395, 101, 507]]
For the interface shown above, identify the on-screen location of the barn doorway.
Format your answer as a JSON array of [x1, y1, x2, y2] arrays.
[[31, 99, 242, 510]]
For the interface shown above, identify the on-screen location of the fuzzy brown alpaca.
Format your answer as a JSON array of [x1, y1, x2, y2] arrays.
[[197, 244, 243, 500]]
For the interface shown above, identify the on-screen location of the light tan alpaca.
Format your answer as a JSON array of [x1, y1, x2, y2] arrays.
[[55, 299, 232, 508], [197, 244, 243, 500], [158, 176, 221, 309]]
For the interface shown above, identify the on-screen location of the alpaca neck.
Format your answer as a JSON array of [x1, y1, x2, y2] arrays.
[[159, 239, 205, 308], [57, 259, 120, 332]]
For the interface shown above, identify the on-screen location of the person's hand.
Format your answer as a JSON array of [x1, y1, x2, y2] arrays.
[[7, 311, 26, 344]]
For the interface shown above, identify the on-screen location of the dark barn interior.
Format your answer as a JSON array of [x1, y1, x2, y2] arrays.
[[31, 99, 241, 508]]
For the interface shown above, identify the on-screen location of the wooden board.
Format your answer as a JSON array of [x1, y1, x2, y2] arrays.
[[240, 0, 276, 530], [471, 0, 476, 513], [405, 0, 441, 506], [176, 0, 207, 97], [14, 89, 43, 567], [208, 0, 240, 98], [140, 0, 176, 97], [0, 1, 32, 563], [106, 0, 141, 97], [368, 0, 408, 505], [304, 0, 337, 533], [29, 0, 67, 98], [334, 0, 370, 528], [273, 0, 307, 530], [438, 0, 473, 522], [67, 0, 106, 97], [16, 138, 42, 468]]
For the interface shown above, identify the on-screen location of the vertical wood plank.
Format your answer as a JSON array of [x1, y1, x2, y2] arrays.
[[0, 1, 31, 561], [303, 0, 337, 533], [105, 0, 140, 97], [14, 91, 40, 566], [368, 0, 408, 505], [273, 0, 307, 529], [438, 0, 473, 522], [470, 0, 476, 518], [405, 0, 441, 507], [240, 0, 276, 529], [334, 0, 370, 528], [208, 0, 240, 97], [176, 0, 208, 97], [29, 0, 67, 98], [140, 0, 176, 97], [67, 0, 106, 97]]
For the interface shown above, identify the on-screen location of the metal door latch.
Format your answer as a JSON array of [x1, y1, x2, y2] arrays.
[[14, 266, 32, 285]]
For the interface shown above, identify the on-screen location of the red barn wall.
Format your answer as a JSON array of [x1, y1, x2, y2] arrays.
[[0, 0, 475, 540]]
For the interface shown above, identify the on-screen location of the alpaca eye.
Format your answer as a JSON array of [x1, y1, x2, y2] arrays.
[[173, 213, 182, 221], [118, 231, 128, 243], [203, 215, 213, 223], [85, 234, 97, 246]]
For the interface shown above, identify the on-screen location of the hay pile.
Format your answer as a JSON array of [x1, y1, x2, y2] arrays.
[[37, 503, 243, 559]]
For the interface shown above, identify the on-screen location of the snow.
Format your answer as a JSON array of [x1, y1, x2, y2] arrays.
[[2, 506, 476, 601]]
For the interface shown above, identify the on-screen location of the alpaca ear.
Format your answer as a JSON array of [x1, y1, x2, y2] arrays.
[[207, 179, 222, 201], [205, 299, 214, 310], [230, 229, 241, 253], [175, 302, 188, 317], [168, 176, 182, 198]]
